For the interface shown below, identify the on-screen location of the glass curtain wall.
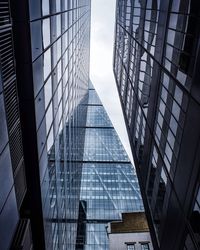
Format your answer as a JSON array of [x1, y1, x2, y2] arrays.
[[79, 82, 144, 250], [29, 1, 91, 249], [113, 0, 200, 249]]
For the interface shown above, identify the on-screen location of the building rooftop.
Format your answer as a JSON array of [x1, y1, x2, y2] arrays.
[[108, 212, 149, 234]]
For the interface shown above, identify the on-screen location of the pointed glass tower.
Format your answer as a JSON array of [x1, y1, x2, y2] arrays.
[[77, 82, 144, 250]]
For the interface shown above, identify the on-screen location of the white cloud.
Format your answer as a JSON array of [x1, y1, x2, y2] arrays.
[[90, 0, 134, 163]]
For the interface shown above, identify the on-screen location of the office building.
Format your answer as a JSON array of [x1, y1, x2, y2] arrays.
[[113, 0, 200, 249], [0, 1, 32, 249], [77, 83, 144, 250], [107, 212, 153, 250], [1, 0, 91, 249]]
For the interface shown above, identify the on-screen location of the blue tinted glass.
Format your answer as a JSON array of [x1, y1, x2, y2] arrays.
[[79, 86, 143, 249]]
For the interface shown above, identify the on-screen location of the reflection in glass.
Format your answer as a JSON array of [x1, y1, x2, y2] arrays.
[[42, 0, 49, 16], [42, 18, 50, 48], [43, 48, 51, 80]]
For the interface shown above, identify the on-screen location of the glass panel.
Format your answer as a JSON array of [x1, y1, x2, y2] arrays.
[[127, 244, 135, 250], [42, 18, 50, 48], [44, 77, 52, 109], [42, 0, 49, 16], [43, 48, 51, 80], [45, 102, 53, 134], [141, 243, 150, 250]]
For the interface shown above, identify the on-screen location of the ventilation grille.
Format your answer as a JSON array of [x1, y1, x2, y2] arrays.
[[0, 1, 10, 28], [0, 29, 15, 85], [9, 120, 24, 172], [0, 1, 26, 209], [3, 80, 19, 132], [14, 160, 27, 208], [11, 219, 33, 250], [0, 6, 24, 173]]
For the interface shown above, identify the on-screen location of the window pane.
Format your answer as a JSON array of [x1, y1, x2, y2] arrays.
[[127, 244, 135, 250], [141, 243, 150, 250], [42, 18, 50, 48], [44, 77, 52, 109], [44, 48, 51, 80], [42, 0, 49, 16], [45, 102, 53, 134]]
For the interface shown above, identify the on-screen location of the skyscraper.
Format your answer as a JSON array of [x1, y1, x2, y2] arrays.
[[0, 1, 31, 249], [113, 0, 200, 249], [77, 82, 144, 250], [1, 0, 91, 249]]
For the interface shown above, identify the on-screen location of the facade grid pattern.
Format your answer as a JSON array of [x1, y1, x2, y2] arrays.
[[114, 0, 200, 249], [79, 84, 144, 250], [10, 0, 91, 249]]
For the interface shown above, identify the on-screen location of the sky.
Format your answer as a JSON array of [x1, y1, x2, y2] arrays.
[[90, 0, 133, 163]]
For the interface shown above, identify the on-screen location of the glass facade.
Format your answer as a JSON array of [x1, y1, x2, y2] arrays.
[[78, 83, 144, 250], [11, 0, 91, 249], [46, 98, 88, 250], [34, 1, 91, 249], [114, 1, 200, 250], [2, 1, 144, 250]]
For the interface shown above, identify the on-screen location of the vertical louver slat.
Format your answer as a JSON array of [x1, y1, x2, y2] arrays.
[[0, 0, 26, 210], [0, 1, 10, 27], [11, 219, 33, 250], [3, 81, 19, 130], [0, 30, 15, 84], [14, 161, 26, 208], [9, 121, 24, 172]]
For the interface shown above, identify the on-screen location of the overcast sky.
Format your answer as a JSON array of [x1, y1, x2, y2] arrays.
[[90, 0, 133, 163]]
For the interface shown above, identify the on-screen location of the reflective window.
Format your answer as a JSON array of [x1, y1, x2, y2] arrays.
[[171, 0, 180, 12], [56, 0, 61, 12], [42, 0, 49, 16], [45, 102, 53, 134], [57, 38, 61, 60], [141, 243, 150, 250], [42, 18, 50, 48], [44, 76, 52, 109], [43, 48, 51, 80], [56, 15, 61, 38], [174, 86, 183, 106], [57, 61, 62, 82], [127, 244, 135, 250], [47, 127, 53, 152]]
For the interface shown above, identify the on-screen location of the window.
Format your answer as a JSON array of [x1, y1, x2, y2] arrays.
[[44, 76, 52, 109], [42, 18, 50, 48], [127, 243, 135, 250], [42, 0, 49, 16], [43, 48, 51, 80], [141, 242, 150, 250]]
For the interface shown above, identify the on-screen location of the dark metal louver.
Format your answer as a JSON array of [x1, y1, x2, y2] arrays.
[[0, 0, 26, 209], [0, 1, 10, 28], [14, 160, 27, 208], [9, 120, 24, 172], [3, 79, 19, 130], [11, 219, 33, 250], [0, 30, 15, 84]]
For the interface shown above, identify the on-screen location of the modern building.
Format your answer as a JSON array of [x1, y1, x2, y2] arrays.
[[0, 0, 91, 249], [113, 0, 200, 250], [107, 212, 153, 250], [0, 1, 32, 249], [77, 83, 144, 250]]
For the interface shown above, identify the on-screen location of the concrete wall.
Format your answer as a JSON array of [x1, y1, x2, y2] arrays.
[[109, 232, 153, 250]]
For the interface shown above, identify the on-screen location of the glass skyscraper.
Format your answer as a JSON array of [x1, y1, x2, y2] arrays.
[[1, 0, 91, 249], [78, 82, 144, 250], [113, 0, 200, 249], [0, 1, 144, 250]]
